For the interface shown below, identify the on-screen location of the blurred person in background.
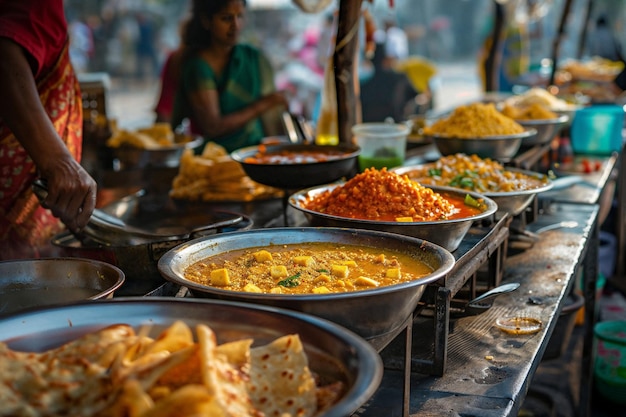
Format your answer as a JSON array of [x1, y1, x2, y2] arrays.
[[135, 11, 160, 80], [171, 0, 288, 153], [360, 41, 417, 123], [155, 20, 188, 124], [68, 13, 93, 74], [587, 14, 623, 62], [0, 0, 97, 259], [382, 18, 409, 66], [155, 48, 184, 123]]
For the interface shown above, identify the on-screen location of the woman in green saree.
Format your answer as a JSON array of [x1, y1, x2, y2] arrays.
[[171, 0, 288, 153]]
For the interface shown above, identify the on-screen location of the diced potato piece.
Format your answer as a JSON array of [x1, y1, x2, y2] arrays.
[[210, 268, 230, 286], [270, 287, 283, 294], [375, 254, 386, 264], [253, 250, 273, 262], [396, 216, 414, 222], [336, 280, 346, 287], [386, 268, 401, 279], [339, 260, 357, 267], [293, 256, 314, 267], [243, 283, 262, 293], [331, 264, 349, 278], [312, 286, 331, 294], [354, 276, 380, 287], [270, 265, 288, 279], [314, 274, 331, 283]]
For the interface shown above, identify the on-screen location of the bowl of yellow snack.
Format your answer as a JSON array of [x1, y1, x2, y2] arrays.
[[423, 103, 536, 161], [106, 123, 203, 169], [500, 103, 570, 146]]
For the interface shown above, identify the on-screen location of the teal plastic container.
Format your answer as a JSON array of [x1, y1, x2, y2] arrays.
[[570, 105, 624, 155], [593, 320, 626, 404]]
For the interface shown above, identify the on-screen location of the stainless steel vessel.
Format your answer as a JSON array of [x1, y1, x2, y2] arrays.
[[157, 227, 455, 350], [0, 258, 124, 316]]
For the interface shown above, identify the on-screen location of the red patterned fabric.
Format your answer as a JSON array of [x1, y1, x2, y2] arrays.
[[0, 0, 68, 79], [0, 43, 82, 259]]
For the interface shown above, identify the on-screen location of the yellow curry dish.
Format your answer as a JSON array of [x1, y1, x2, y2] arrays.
[[184, 242, 435, 295]]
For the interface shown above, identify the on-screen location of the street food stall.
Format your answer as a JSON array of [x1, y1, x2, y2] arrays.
[[1, 0, 625, 416]]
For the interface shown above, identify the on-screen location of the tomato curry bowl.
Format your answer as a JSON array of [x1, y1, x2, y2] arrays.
[[288, 168, 498, 252], [230, 143, 360, 189]]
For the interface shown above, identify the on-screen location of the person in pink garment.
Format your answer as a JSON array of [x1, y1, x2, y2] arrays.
[[0, 0, 97, 259]]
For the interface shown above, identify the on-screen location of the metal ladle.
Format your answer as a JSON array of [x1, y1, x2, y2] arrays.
[[463, 282, 521, 316]]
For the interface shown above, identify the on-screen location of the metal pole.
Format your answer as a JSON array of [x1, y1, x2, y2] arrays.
[[549, 0, 574, 86], [577, 0, 594, 59]]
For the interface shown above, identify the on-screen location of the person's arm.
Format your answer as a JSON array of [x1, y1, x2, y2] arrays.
[[0, 38, 96, 233]]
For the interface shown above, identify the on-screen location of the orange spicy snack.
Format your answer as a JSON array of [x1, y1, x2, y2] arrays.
[[303, 168, 463, 222]]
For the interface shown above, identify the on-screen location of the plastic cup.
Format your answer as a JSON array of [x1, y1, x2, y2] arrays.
[[352, 123, 410, 171]]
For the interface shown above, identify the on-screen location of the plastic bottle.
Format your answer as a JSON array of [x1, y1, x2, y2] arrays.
[[315, 56, 339, 145]]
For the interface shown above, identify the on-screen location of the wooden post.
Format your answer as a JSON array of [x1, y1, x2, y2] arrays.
[[334, 0, 362, 144], [484, 1, 506, 92]]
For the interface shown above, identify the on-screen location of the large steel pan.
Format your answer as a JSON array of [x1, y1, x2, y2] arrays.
[[0, 298, 383, 417], [157, 227, 455, 351], [0, 258, 124, 317]]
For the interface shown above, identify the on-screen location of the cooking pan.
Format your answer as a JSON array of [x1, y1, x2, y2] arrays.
[[52, 192, 253, 295], [0, 258, 124, 317], [230, 143, 360, 190], [158, 227, 455, 351]]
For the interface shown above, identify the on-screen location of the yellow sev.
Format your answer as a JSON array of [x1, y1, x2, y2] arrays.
[[424, 102, 524, 138]]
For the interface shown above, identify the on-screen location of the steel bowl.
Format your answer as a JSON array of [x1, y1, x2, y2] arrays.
[[158, 227, 455, 350], [0, 298, 382, 417], [0, 258, 124, 317], [427, 128, 536, 161], [288, 185, 497, 252], [516, 114, 569, 146], [393, 165, 553, 217], [230, 143, 360, 190], [112, 135, 204, 169]]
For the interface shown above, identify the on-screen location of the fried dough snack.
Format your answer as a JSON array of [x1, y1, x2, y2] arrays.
[[0, 321, 339, 417], [106, 123, 177, 149], [500, 103, 558, 120], [170, 142, 282, 202]]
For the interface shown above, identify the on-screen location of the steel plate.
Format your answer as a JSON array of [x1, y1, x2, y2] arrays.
[[0, 298, 383, 417]]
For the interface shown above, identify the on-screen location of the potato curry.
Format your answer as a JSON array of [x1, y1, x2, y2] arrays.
[[184, 242, 434, 295]]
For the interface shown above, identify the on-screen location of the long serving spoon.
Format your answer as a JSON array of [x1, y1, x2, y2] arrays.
[[463, 282, 521, 316]]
